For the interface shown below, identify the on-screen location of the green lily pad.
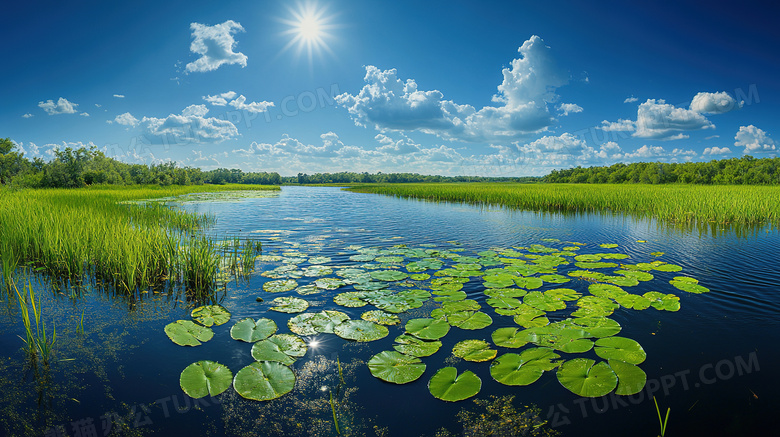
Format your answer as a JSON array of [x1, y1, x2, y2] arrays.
[[651, 262, 683, 272], [263, 279, 298, 293], [609, 359, 647, 396], [233, 361, 295, 401], [428, 367, 481, 402], [334, 320, 389, 342], [545, 288, 582, 301], [539, 274, 571, 284], [251, 334, 308, 365], [491, 327, 530, 348], [302, 265, 333, 277], [361, 310, 400, 325], [643, 291, 680, 311], [295, 285, 321, 295], [670, 276, 709, 294], [486, 296, 524, 310], [576, 261, 619, 269], [615, 270, 654, 282], [191, 305, 231, 327], [165, 320, 214, 346], [594, 336, 646, 364], [333, 292, 368, 307], [349, 254, 376, 262], [406, 259, 444, 272], [230, 318, 277, 343], [452, 339, 497, 362], [393, 334, 443, 357], [370, 270, 409, 282], [566, 317, 621, 338], [308, 256, 332, 264], [599, 243, 619, 249], [614, 293, 651, 310], [406, 318, 451, 340], [490, 348, 561, 386], [575, 254, 602, 262], [524, 291, 566, 312], [557, 358, 617, 397], [451, 311, 493, 330], [314, 278, 346, 290], [180, 361, 232, 399], [483, 288, 528, 299], [514, 277, 544, 289], [588, 283, 627, 299], [352, 281, 389, 291], [270, 296, 310, 313], [367, 351, 426, 384], [409, 273, 431, 281]]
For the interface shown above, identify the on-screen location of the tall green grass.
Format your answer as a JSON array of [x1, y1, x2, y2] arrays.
[[347, 183, 780, 228], [14, 281, 56, 363], [0, 184, 278, 293]]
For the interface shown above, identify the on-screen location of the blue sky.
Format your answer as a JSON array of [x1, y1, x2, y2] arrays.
[[2, 0, 778, 176]]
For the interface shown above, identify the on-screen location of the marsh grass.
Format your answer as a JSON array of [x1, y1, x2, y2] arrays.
[[347, 183, 780, 229], [0, 184, 278, 295], [14, 281, 56, 363], [654, 397, 670, 437]]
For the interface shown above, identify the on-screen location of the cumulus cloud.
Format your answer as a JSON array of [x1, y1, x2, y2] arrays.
[[623, 145, 667, 159], [140, 105, 239, 143], [80, 112, 90, 117], [337, 35, 571, 142], [229, 95, 274, 113], [185, 20, 248, 73], [633, 99, 713, 139], [703, 146, 731, 155], [22, 113, 34, 118], [734, 125, 776, 154], [203, 91, 238, 106], [600, 119, 635, 132], [690, 91, 742, 114], [557, 103, 583, 116], [38, 97, 79, 115], [112, 112, 139, 127]]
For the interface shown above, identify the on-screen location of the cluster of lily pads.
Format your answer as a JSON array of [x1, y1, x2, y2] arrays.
[[165, 238, 710, 403]]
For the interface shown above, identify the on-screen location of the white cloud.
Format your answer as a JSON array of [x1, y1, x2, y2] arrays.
[[80, 112, 90, 117], [690, 91, 742, 114], [203, 91, 238, 106], [633, 99, 714, 139], [337, 35, 569, 142], [140, 105, 239, 143], [557, 103, 583, 116], [113, 112, 140, 127], [228, 95, 274, 113], [623, 145, 667, 159], [703, 146, 731, 155], [38, 97, 79, 115], [14, 141, 40, 157], [95, 104, 102, 108], [185, 20, 248, 73], [624, 96, 639, 103], [22, 113, 34, 118], [600, 119, 635, 132], [734, 125, 776, 154], [113, 94, 125, 98]]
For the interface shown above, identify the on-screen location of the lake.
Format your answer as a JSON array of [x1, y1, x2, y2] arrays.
[[1, 186, 777, 436]]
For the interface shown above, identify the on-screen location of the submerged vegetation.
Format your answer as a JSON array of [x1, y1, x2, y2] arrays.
[[347, 183, 780, 227], [0, 184, 278, 294]]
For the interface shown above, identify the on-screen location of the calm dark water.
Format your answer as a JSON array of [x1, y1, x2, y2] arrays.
[[1, 186, 778, 437]]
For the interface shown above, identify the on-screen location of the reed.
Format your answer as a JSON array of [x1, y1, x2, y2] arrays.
[[0, 184, 278, 293], [347, 183, 780, 227], [653, 397, 670, 437], [14, 281, 56, 363]]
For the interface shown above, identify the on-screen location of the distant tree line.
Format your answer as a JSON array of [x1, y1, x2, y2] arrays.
[[543, 156, 780, 184], [0, 138, 281, 188], [286, 172, 540, 184]]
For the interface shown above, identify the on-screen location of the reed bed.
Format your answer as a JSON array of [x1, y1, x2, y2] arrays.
[[347, 183, 780, 227], [0, 184, 278, 293]]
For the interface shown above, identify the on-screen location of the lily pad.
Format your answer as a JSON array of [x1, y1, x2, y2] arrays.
[[599, 243, 619, 249], [180, 361, 233, 398], [333, 292, 368, 308], [314, 278, 346, 290], [295, 284, 322, 295], [230, 318, 277, 343], [489, 348, 561, 386], [308, 256, 332, 264], [361, 310, 400, 325], [524, 291, 566, 312], [393, 334, 443, 357], [557, 358, 617, 397], [263, 279, 298, 293], [428, 367, 481, 402], [594, 336, 646, 364], [233, 361, 295, 401], [452, 339, 496, 362], [367, 351, 426, 384], [406, 318, 451, 340], [251, 334, 308, 365], [670, 276, 709, 294], [165, 320, 214, 346], [614, 293, 651, 310], [609, 359, 647, 396], [334, 320, 389, 342], [451, 311, 493, 330], [191, 305, 231, 327], [643, 291, 680, 311], [566, 317, 621, 338], [409, 273, 431, 281], [270, 296, 310, 313], [370, 270, 409, 282]]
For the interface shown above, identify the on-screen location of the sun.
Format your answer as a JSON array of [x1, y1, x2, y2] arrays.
[[279, 2, 337, 66]]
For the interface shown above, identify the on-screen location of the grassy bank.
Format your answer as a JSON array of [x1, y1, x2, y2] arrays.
[[0, 184, 278, 293], [346, 183, 780, 227]]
